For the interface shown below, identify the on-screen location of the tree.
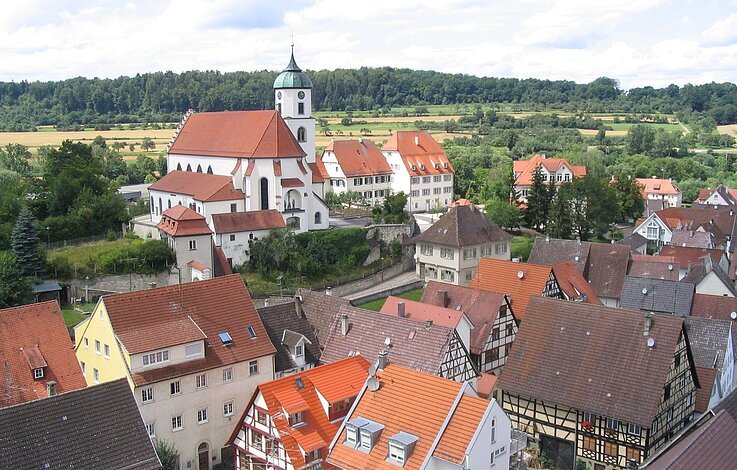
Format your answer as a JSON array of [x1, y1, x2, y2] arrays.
[[566, 176, 618, 241], [546, 186, 573, 239], [0, 143, 32, 177], [154, 439, 179, 470], [11, 208, 45, 277], [611, 175, 645, 222], [373, 192, 409, 224], [141, 137, 156, 151], [627, 125, 656, 154], [248, 228, 297, 278], [0, 251, 33, 308], [485, 197, 521, 229], [524, 166, 550, 231]]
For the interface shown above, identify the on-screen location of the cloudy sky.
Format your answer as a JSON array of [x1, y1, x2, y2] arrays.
[[2, 0, 737, 89]]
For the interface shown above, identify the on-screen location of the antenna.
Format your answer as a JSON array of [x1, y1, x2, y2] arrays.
[[367, 377, 380, 392], [647, 337, 655, 348]]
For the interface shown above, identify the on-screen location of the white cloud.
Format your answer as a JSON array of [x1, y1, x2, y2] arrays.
[[701, 13, 737, 46]]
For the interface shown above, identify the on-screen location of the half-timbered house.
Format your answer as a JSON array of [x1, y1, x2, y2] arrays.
[[420, 281, 519, 374], [496, 297, 699, 470], [227, 356, 370, 470]]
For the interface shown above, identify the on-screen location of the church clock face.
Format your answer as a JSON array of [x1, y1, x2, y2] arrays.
[[277, 91, 282, 99], [298, 91, 305, 99]]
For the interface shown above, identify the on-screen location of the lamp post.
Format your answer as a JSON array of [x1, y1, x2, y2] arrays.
[[45, 226, 50, 248]]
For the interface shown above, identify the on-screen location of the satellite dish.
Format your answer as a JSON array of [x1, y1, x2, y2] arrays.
[[368, 365, 377, 377], [642, 288, 648, 295], [367, 377, 380, 392], [668, 264, 673, 271], [574, 256, 579, 262], [731, 311, 737, 320], [517, 271, 525, 279], [384, 337, 392, 347], [647, 337, 656, 348]]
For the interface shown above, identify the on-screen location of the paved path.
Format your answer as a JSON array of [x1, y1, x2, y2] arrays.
[[344, 270, 421, 302]]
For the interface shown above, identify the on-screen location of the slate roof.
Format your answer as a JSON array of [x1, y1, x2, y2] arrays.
[[584, 243, 631, 300], [257, 302, 321, 374], [690, 294, 737, 321], [616, 232, 648, 251], [382, 130, 454, 177], [324, 139, 392, 177], [320, 305, 461, 377], [149, 171, 244, 202], [295, 288, 352, 346], [168, 110, 306, 158], [670, 230, 714, 249], [528, 237, 591, 272], [211, 210, 286, 234], [619, 276, 695, 316], [470, 258, 555, 319], [713, 384, 737, 420], [496, 297, 689, 427], [684, 317, 732, 370], [414, 204, 510, 247], [99, 275, 275, 386], [0, 301, 87, 408], [0, 379, 161, 469], [645, 410, 737, 470], [421, 281, 512, 355]]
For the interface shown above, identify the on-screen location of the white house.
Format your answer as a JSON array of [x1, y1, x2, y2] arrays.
[[211, 210, 286, 268], [513, 154, 587, 203], [381, 130, 454, 212], [157, 205, 214, 282], [636, 177, 683, 208], [320, 139, 393, 206]]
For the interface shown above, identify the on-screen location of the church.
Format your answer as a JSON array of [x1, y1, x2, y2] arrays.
[[147, 50, 329, 280]]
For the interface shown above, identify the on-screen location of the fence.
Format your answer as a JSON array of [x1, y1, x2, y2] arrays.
[[46, 231, 123, 251]]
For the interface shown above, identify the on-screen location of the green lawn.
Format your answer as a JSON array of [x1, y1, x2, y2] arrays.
[[605, 122, 684, 133], [60, 303, 95, 327], [356, 287, 425, 312], [511, 235, 535, 261]]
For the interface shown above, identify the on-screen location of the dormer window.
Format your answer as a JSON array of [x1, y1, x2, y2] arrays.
[[345, 417, 384, 451], [387, 432, 418, 466], [47, 381, 57, 397], [34, 368, 44, 379], [289, 411, 304, 427], [296, 343, 304, 357]]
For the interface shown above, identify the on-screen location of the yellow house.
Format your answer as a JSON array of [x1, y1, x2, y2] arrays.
[[74, 274, 276, 470]]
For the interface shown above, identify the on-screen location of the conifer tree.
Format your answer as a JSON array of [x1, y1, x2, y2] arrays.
[[524, 166, 550, 231], [547, 184, 573, 239], [11, 207, 45, 277]]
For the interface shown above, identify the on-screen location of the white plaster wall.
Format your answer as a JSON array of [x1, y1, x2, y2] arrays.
[[168, 154, 239, 177], [464, 399, 511, 470], [695, 271, 735, 297], [214, 228, 271, 268]]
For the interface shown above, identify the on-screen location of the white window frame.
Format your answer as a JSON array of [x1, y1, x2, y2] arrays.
[[420, 244, 433, 256], [433, 175, 441, 182], [440, 247, 454, 260], [249, 360, 259, 376], [388, 442, 405, 464], [142, 349, 170, 367], [83, 337, 89, 348], [411, 177, 420, 185], [223, 368, 233, 382], [223, 400, 234, 417], [196, 373, 207, 389], [93, 368, 99, 384], [95, 340, 101, 354], [141, 387, 154, 403], [80, 361, 86, 376], [104, 344, 110, 358], [189, 239, 197, 250], [422, 176, 431, 184], [197, 408, 208, 424], [295, 344, 304, 357], [34, 368, 44, 379], [346, 426, 359, 446], [146, 422, 156, 438], [628, 423, 641, 436], [463, 248, 477, 260], [171, 415, 183, 432], [170, 380, 181, 396], [491, 417, 496, 443], [441, 270, 455, 282]]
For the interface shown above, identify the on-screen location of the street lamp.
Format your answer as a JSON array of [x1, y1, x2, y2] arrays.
[[45, 226, 50, 248]]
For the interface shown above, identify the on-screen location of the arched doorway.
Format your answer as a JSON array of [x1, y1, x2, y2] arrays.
[[286, 189, 302, 210], [198, 442, 209, 470], [260, 178, 269, 210]]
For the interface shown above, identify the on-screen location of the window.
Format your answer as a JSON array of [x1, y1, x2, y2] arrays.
[[256, 409, 267, 425], [422, 176, 431, 183], [354, 178, 362, 186], [229, 234, 236, 242], [440, 247, 454, 259], [197, 408, 208, 424], [346, 426, 359, 446], [47, 382, 57, 397], [444, 174, 452, 181], [142, 350, 169, 366], [249, 360, 259, 376], [491, 417, 496, 443], [315, 212, 322, 224], [582, 435, 596, 452], [248, 326, 257, 338], [298, 102, 305, 115], [297, 126, 306, 142], [189, 239, 197, 250], [685, 393, 693, 408], [647, 225, 659, 239], [492, 327, 500, 340], [675, 353, 681, 367], [364, 191, 372, 198], [93, 368, 99, 384], [666, 408, 673, 422], [196, 373, 207, 389], [224, 400, 234, 416], [171, 415, 183, 431], [426, 267, 437, 279], [388, 442, 405, 464], [146, 422, 156, 438], [34, 368, 44, 379], [422, 188, 431, 196], [443, 186, 452, 193], [433, 175, 441, 182], [230, 203, 237, 212], [141, 387, 154, 403], [628, 423, 641, 436], [220, 368, 233, 383], [564, 173, 571, 182], [95, 340, 101, 354], [606, 417, 619, 431], [104, 344, 110, 358], [295, 344, 304, 357], [420, 244, 433, 256], [433, 187, 442, 195], [289, 411, 304, 427], [652, 418, 659, 434], [80, 361, 86, 376], [411, 190, 419, 197], [84, 338, 89, 348], [170, 380, 181, 396], [465, 271, 473, 281], [557, 173, 562, 182], [604, 441, 618, 457], [582, 411, 596, 425], [495, 243, 508, 254], [626, 447, 641, 462], [364, 177, 371, 185], [185, 343, 202, 357], [441, 270, 455, 282], [664, 384, 671, 400], [463, 248, 477, 260], [679, 373, 686, 389], [411, 177, 420, 184]]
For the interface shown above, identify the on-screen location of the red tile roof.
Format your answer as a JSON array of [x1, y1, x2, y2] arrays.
[[552, 261, 601, 304], [211, 210, 286, 234], [230, 356, 370, 469], [513, 154, 587, 186], [433, 393, 491, 465], [657, 245, 724, 269], [324, 139, 392, 177], [168, 110, 306, 158], [421, 281, 510, 355], [694, 366, 717, 413], [690, 294, 737, 321], [473, 372, 498, 399], [0, 301, 86, 407], [379, 296, 467, 330], [149, 171, 244, 202], [470, 258, 554, 320], [308, 162, 326, 183], [382, 130, 454, 177], [584, 243, 631, 300], [157, 206, 212, 237], [100, 275, 275, 386], [281, 177, 304, 188], [636, 177, 680, 195]]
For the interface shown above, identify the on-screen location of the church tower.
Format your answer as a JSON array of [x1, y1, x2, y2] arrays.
[[274, 47, 316, 163]]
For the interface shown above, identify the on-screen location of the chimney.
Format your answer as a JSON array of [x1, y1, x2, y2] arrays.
[[397, 301, 406, 318], [359, 137, 363, 144], [438, 290, 448, 308], [414, 135, 420, 146], [294, 295, 303, 318], [340, 314, 349, 336], [643, 312, 654, 336], [377, 350, 389, 371], [325, 287, 332, 296]]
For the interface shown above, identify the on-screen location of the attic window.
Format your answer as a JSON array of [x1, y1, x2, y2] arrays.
[[34, 368, 44, 379], [218, 332, 233, 346], [387, 432, 419, 466], [345, 417, 384, 451], [407, 330, 416, 340], [247, 326, 257, 339], [47, 381, 57, 397], [296, 377, 304, 390]]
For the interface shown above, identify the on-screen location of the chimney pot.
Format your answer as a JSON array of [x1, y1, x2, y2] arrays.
[[397, 301, 406, 318], [377, 350, 389, 370], [643, 312, 654, 336], [341, 314, 349, 336], [325, 287, 332, 296], [414, 135, 420, 146]]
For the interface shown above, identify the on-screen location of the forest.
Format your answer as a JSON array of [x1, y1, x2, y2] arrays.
[[1, 68, 737, 130]]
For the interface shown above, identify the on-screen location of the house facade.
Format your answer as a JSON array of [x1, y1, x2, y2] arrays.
[[73, 275, 276, 470], [513, 154, 587, 203], [497, 298, 698, 470], [228, 356, 370, 470], [212, 210, 286, 268], [415, 202, 512, 286], [257, 301, 321, 378], [157, 205, 214, 282], [320, 139, 393, 205], [636, 177, 682, 208], [381, 130, 454, 212]]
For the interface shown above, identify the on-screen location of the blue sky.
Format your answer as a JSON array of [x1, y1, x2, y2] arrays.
[[2, 0, 737, 89]]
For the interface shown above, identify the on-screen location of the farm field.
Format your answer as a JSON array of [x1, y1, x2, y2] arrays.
[[718, 124, 737, 138]]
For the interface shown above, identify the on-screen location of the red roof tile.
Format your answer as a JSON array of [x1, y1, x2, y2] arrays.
[[100, 275, 275, 386], [690, 294, 737, 321], [513, 154, 587, 186], [149, 171, 244, 202], [157, 206, 212, 237], [382, 131, 454, 177], [379, 296, 467, 330], [636, 177, 680, 195], [473, 372, 498, 399], [694, 366, 717, 413], [0, 301, 86, 407], [552, 261, 601, 304], [308, 162, 326, 183], [212, 210, 286, 234], [281, 177, 304, 188], [433, 393, 492, 464], [324, 139, 392, 177], [657, 245, 724, 269], [470, 259, 554, 320], [169, 110, 306, 158]]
